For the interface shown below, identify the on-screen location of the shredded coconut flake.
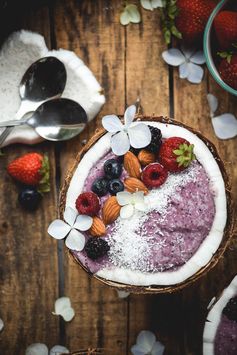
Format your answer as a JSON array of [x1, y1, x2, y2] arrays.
[[107, 163, 199, 272]]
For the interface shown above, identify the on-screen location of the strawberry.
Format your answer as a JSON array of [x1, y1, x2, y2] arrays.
[[175, 0, 216, 44], [214, 11, 237, 50], [218, 54, 237, 90], [7, 152, 50, 192], [159, 137, 195, 172]]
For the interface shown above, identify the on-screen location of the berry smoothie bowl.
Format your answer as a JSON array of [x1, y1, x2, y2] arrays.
[[48, 105, 233, 293]]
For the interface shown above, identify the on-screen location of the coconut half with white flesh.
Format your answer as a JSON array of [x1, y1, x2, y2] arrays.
[[59, 116, 233, 293], [203, 275, 237, 355]]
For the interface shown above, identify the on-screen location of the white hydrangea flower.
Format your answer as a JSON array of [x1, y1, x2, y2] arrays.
[[50, 345, 70, 354], [102, 105, 151, 155], [162, 47, 206, 84], [131, 330, 165, 355], [117, 191, 147, 219], [207, 93, 237, 139], [0, 318, 4, 332], [141, 0, 163, 10], [117, 290, 130, 298], [53, 297, 75, 322], [25, 343, 48, 355], [120, 4, 141, 25], [48, 207, 92, 251]]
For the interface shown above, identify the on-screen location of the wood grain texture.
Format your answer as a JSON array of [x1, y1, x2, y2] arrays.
[[53, 1, 128, 353], [0, 5, 60, 355]]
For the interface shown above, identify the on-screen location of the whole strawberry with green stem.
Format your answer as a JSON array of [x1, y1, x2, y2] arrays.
[[7, 152, 50, 193], [159, 137, 196, 172], [214, 11, 237, 51]]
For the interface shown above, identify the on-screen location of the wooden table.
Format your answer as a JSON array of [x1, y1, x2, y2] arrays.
[[0, 1, 236, 354]]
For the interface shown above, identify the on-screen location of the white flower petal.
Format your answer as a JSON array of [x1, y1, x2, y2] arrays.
[[102, 115, 123, 132], [48, 220, 71, 240], [74, 214, 93, 231], [128, 123, 151, 149], [116, 191, 132, 206], [50, 345, 70, 355], [117, 290, 130, 298], [120, 10, 131, 25], [65, 229, 85, 251], [141, 0, 153, 10], [59, 307, 75, 322], [190, 50, 205, 64], [179, 62, 189, 79], [54, 297, 71, 314], [135, 202, 147, 212], [25, 343, 48, 355], [0, 318, 4, 332], [131, 344, 146, 355], [212, 113, 237, 139], [54, 297, 75, 321], [181, 46, 195, 59], [64, 207, 77, 226], [207, 94, 218, 114], [151, 341, 165, 355], [187, 63, 204, 84], [120, 204, 134, 219], [133, 191, 145, 203], [162, 49, 185, 66], [111, 131, 130, 155], [136, 330, 156, 352], [126, 4, 141, 23], [151, 0, 163, 8], [124, 105, 136, 127]]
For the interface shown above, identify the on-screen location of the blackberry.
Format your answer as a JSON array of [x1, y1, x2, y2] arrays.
[[144, 126, 162, 153], [223, 296, 237, 322], [85, 238, 110, 260], [129, 147, 141, 156]]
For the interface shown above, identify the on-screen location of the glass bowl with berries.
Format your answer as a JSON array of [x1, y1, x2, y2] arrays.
[[204, 0, 237, 96], [48, 105, 233, 294]]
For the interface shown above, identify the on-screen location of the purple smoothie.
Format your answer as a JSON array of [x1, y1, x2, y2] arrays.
[[72, 150, 215, 275], [214, 301, 237, 355]]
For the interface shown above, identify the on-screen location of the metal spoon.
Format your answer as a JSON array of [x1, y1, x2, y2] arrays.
[[0, 56, 67, 146], [0, 98, 88, 141]]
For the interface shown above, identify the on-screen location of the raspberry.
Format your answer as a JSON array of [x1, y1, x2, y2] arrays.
[[142, 163, 168, 188], [85, 237, 110, 260], [144, 126, 162, 153], [76, 192, 100, 216]]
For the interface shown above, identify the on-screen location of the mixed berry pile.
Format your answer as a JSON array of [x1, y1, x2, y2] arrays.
[[74, 126, 195, 262]]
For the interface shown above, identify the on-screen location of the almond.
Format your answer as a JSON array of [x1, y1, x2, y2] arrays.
[[124, 177, 149, 195], [102, 196, 121, 225], [124, 151, 141, 179], [138, 149, 156, 166], [89, 216, 106, 237]]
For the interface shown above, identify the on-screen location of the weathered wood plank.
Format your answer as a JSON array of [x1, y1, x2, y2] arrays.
[[0, 5, 60, 355], [53, 0, 128, 353]]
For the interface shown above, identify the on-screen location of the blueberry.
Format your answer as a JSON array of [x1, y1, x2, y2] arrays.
[[18, 187, 42, 211], [104, 159, 122, 179], [91, 177, 108, 196], [108, 179, 124, 195], [85, 237, 110, 260]]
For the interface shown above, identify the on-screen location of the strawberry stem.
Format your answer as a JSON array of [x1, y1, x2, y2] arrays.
[[173, 143, 196, 168], [160, 0, 182, 44], [38, 155, 50, 193]]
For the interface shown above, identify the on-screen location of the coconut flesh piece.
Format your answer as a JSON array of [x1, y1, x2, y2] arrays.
[[65, 121, 227, 287], [203, 275, 237, 355]]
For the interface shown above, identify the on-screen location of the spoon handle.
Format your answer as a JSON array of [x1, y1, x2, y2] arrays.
[[0, 119, 27, 127], [0, 127, 13, 147]]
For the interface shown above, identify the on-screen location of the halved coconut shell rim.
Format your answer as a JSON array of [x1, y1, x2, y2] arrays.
[[59, 116, 234, 294]]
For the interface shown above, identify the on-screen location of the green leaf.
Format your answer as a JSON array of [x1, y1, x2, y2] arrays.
[[38, 154, 50, 193]]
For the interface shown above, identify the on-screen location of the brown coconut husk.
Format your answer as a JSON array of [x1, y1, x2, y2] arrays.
[[59, 116, 234, 294]]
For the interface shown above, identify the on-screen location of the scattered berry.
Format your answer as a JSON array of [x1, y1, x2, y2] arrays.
[[144, 126, 162, 153], [223, 296, 237, 323], [85, 237, 110, 260], [76, 192, 100, 216], [129, 147, 141, 156], [142, 163, 168, 188], [159, 137, 195, 172], [7, 152, 50, 192], [214, 11, 237, 50], [92, 177, 108, 197], [175, 0, 216, 44], [18, 187, 42, 211], [108, 179, 124, 195], [104, 159, 122, 179], [219, 54, 237, 90]]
